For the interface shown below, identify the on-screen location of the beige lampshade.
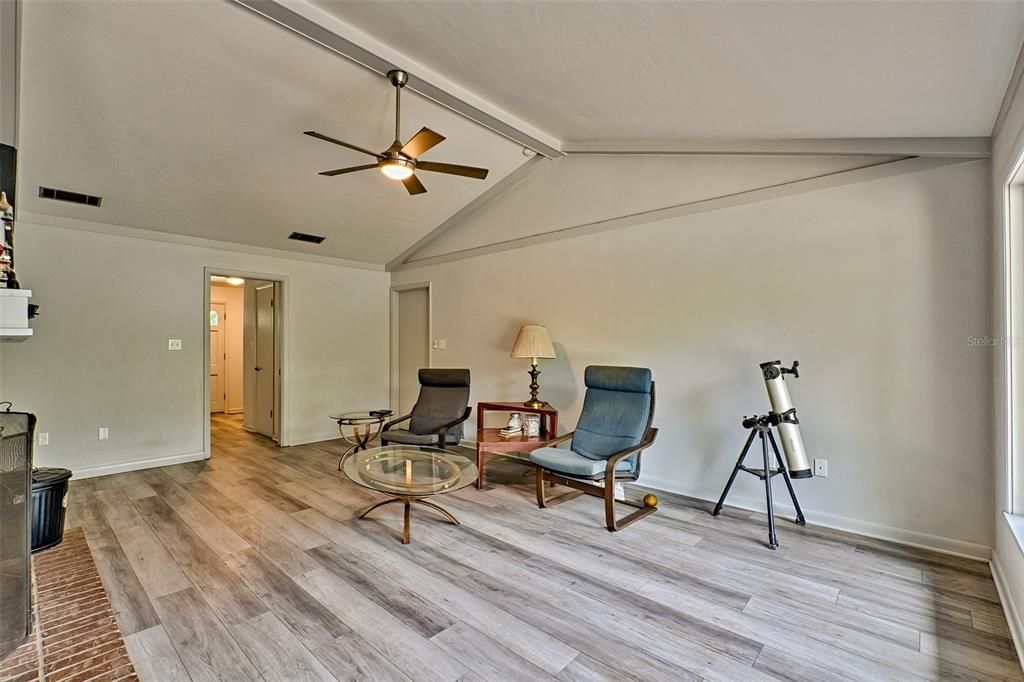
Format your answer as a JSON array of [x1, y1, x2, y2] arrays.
[[510, 325, 556, 361]]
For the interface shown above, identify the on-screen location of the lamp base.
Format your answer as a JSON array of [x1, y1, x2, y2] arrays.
[[524, 363, 547, 411]]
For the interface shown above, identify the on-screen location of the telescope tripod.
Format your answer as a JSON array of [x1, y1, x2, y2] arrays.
[[713, 414, 806, 549]]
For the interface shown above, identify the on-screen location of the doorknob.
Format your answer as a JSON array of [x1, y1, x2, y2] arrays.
[[254, 367, 263, 371]]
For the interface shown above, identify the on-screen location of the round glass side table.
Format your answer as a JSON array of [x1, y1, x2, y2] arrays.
[[329, 410, 390, 469]]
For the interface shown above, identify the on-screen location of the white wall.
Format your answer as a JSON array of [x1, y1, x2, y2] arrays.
[[0, 219, 389, 476], [394, 158, 993, 557], [210, 283, 244, 414]]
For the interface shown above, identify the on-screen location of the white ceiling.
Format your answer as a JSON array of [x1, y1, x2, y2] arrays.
[[317, 0, 1024, 141], [16, 0, 528, 265], [14, 0, 1024, 267]]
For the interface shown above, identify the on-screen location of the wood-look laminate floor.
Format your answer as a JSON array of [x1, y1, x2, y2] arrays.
[[65, 413, 1021, 682]]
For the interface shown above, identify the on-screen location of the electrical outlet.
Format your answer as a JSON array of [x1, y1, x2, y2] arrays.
[[98, 427, 109, 441], [814, 458, 828, 477], [167, 338, 182, 351], [37, 432, 48, 446]]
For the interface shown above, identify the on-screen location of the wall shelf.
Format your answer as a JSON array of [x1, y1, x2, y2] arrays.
[[0, 328, 31, 342], [0, 289, 32, 341]]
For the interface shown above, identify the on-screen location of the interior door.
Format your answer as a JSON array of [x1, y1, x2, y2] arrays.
[[210, 302, 226, 413], [253, 284, 275, 436], [397, 287, 429, 418]]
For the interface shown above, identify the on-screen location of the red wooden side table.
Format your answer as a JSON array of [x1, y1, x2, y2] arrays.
[[475, 401, 558, 488]]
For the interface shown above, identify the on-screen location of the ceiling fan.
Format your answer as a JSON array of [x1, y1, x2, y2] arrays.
[[304, 70, 489, 196]]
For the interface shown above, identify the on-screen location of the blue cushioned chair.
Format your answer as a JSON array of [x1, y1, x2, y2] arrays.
[[529, 366, 659, 531]]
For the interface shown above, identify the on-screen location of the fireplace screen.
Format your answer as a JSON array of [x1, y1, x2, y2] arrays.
[[0, 410, 33, 662]]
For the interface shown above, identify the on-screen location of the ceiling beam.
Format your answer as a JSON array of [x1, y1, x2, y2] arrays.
[[561, 137, 990, 158], [386, 155, 544, 271], [993, 35, 1024, 140], [393, 156, 977, 271], [230, 0, 562, 158]]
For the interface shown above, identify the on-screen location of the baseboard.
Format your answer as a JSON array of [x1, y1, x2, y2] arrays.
[[225, 408, 243, 415], [72, 451, 207, 479], [287, 432, 346, 448], [991, 553, 1024, 671], [637, 475, 992, 561]]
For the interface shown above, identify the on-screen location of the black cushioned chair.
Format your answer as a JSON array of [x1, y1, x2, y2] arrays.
[[380, 369, 472, 448], [529, 366, 658, 531]]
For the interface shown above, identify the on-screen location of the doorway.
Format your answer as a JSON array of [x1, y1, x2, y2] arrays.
[[209, 301, 227, 413], [205, 270, 285, 457], [390, 283, 431, 416]]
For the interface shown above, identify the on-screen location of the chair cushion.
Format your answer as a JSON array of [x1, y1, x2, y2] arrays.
[[382, 428, 460, 446], [571, 366, 652, 461], [529, 446, 636, 478]]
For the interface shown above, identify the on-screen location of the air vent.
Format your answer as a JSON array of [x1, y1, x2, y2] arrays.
[[38, 186, 102, 207], [288, 231, 326, 244]]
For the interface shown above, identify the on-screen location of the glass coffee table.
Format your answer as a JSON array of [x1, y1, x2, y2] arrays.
[[329, 410, 391, 470], [342, 445, 477, 544]]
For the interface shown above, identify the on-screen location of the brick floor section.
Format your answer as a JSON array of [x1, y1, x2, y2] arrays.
[[0, 529, 137, 682]]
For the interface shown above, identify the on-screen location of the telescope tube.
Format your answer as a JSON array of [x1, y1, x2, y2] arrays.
[[760, 361, 813, 479]]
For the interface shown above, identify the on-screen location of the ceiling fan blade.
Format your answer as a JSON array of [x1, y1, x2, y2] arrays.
[[402, 174, 427, 195], [416, 161, 489, 180], [401, 127, 446, 159], [318, 164, 378, 177], [304, 131, 381, 158]]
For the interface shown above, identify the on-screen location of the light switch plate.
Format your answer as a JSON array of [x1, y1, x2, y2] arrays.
[[168, 338, 182, 351], [98, 427, 109, 440], [814, 458, 828, 477], [37, 432, 48, 446]]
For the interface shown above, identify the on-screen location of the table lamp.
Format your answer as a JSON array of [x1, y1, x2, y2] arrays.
[[510, 325, 556, 408]]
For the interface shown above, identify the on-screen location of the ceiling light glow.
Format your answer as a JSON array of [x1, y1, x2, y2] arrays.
[[380, 159, 414, 181], [226, 277, 245, 286]]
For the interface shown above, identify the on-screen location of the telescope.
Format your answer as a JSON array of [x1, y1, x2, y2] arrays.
[[759, 360, 812, 479], [712, 360, 811, 549]]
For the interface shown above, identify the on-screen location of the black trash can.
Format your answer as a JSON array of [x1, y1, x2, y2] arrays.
[[31, 468, 71, 552]]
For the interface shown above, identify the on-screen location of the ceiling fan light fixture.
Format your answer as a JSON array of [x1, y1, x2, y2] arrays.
[[380, 157, 415, 180], [379, 158, 415, 180]]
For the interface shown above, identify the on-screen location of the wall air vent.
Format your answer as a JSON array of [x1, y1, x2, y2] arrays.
[[38, 186, 102, 207], [288, 231, 326, 244]]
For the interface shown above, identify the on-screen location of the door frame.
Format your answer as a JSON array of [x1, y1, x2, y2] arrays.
[[203, 267, 289, 459], [389, 281, 432, 412]]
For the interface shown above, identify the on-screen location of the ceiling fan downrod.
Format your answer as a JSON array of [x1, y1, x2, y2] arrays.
[[387, 70, 409, 147]]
